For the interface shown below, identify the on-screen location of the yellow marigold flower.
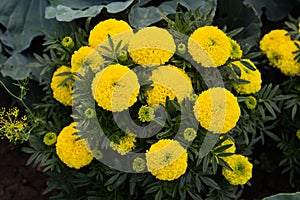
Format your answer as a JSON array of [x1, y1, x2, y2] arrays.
[[183, 128, 197, 142], [110, 133, 136, 155], [138, 105, 155, 122], [193, 87, 241, 134], [0, 107, 28, 144], [56, 122, 93, 169], [61, 36, 74, 48], [145, 65, 193, 106], [269, 40, 300, 76], [297, 129, 300, 140], [50, 66, 73, 106], [230, 59, 262, 95], [146, 139, 188, 181], [43, 132, 57, 146], [71, 46, 105, 74], [188, 26, 231, 67], [88, 18, 133, 50], [217, 136, 236, 154], [245, 96, 257, 110], [229, 39, 243, 60], [128, 27, 176, 66], [222, 154, 253, 185], [132, 157, 146, 172], [259, 30, 290, 54], [91, 64, 140, 112]]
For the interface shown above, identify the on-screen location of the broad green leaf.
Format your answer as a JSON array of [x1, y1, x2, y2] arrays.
[[46, 0, 134, 22], [262, 192, 300, 200], [129, 0, 217, 28], [245, 0, 295, 21], [0, 0, 70, 53], [215, 0, 262, 52], [1, 54, 43, 81]]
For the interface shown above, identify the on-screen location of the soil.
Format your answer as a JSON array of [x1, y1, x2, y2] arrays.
[[0, 139, 50, 200]]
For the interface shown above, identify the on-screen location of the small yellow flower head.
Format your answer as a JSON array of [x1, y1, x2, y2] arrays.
[[229, 39, 243, 60], [188, 26, 231, 67], [296, 129, 300, 140], [146, 139, 188, 181], [43, 132, 57, 146], [56, 122, 93, 169], [0, 107, 28, 144], [132, 157, 146, 172], [217, 136, 236, 153], [183, 128, 197, 142], [222, 154, 253, 185], [91, 64, 140, 112], [128, 27, 176, 66], [245, 96, 257, 110], [50, 66, 73, 106], [193, 87, 241, 134], [230, 59, 262, 95], [61, 36, 74, 48], [110, 133, 136, 155], [145, 65, 193, 106], [88, 18, 133, 50], [138, 105, 155, 122]]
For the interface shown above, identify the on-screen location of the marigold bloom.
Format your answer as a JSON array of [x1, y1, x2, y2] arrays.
[[128, 27, 176, 66], [188, 26, 231, 67], [229, 39, 243, 60], [217, 137, 236, 154], [146, 139, 188, 181], [132, 157, 146, 172], [183, 128, 197, 142], [110, 133, 136, 155], [230, 59, 262, 94], [71, 46, 105, 74], [56, 122, 93, 169], [260, 30, 300, 76], [145, 65, 193, 106], [88, 18, 133, 50], [91, 64, 140, 112], [50, 66, 73, 106], [259, 30, 290, 54], [222, 154, 253, 185], [138, 105, 155, 122], [193, 87, 241, 134]]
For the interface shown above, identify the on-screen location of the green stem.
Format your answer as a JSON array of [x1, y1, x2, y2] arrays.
[[0, 80, 32, 115]]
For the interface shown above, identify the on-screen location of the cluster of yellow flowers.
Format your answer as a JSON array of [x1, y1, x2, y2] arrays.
[[0, 107, 28, 144], [49, 18, 255, 184], [260, 29, 300, 76]]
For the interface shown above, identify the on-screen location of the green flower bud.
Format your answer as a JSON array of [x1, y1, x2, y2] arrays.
[[297, 129, 300, 140], [61, 36, 74, 49], [245, 96, 257, 110], [84, 108, 96, 119], [118, 50, 128, 62], [43, 132, 57, 146], [183, 128, 197, 142], [138, 105, 155, 122], [177, 43, 186, 54], [132, 157, 146, 172]]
